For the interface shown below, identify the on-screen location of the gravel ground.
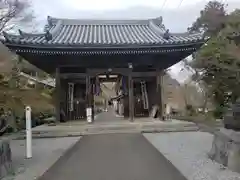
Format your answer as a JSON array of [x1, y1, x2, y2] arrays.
[[144, 132, 240, 180], [3, 137, 81, 180]]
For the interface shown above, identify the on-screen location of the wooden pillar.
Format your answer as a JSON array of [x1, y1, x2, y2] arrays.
[[156, 70, 164, 120], [61, 79, 68, 121], [55, 67, 61, 121], [128, 73, 134, 121], [91, 77, 94, 121], [86, 75, 90, 107], [86, 75, 94, 122]]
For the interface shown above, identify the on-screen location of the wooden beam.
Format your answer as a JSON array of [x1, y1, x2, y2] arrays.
[[69, 79, 86, 83], [132, 71, 158, 77], [60, 73, 86, 79], [66, 77, 118, 83], [87, 68, 131, 76], [133, 77, 155, 82], [60, 71, 157, 79], [99, 78, 118, 82]]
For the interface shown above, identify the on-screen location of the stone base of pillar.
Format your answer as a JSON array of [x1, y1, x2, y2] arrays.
[[118, 103, 124, 116]]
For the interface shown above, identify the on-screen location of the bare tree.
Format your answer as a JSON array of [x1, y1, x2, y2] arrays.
[[0, 0, 34, 75], [0, 0, 33, 32]]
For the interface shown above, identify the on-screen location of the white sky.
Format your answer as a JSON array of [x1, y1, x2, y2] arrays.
[[32, 0, 208, 17], [58, 0, 205, 10]]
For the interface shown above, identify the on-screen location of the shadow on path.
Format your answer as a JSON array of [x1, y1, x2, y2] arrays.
[[38, 133, 187, 180]]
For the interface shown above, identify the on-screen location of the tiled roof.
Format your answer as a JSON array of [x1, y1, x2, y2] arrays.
[[2, 16, 206, 47]]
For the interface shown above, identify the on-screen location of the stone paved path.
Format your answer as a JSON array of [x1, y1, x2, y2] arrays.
[[94, 108, 124, 123], [38, 133, 187, 180]]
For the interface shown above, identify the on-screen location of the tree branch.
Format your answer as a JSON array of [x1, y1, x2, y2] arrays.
[[0, 0, 32, 33]]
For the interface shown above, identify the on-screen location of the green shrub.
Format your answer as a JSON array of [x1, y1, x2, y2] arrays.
[[213, 105, 225, 118]]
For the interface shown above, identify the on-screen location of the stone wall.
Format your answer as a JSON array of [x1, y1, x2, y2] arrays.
[[0, 139, 13, 179], [209, 128, 240, 173]]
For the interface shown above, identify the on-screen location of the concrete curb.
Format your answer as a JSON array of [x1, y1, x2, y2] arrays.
[[141, 127, 200, 133]]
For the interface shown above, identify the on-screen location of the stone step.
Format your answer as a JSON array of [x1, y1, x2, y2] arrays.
[[13, 125, 199, 139]]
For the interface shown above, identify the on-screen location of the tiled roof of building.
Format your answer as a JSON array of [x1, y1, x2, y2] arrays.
[[2, 16, 206, 47]]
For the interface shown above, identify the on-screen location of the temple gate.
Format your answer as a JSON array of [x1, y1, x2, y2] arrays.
[[1, 16, 207, 122]]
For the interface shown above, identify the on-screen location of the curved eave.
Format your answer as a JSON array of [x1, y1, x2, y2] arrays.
[[4, 45, 204, 55], [2, 39, 207, 56], [1, 35, 208, 48]]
